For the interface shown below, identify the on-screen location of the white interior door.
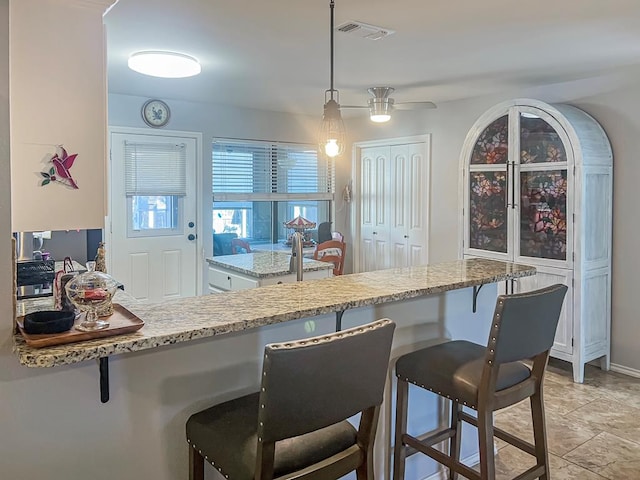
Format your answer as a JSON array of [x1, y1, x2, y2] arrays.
[[109, 130, 199, 302], [389, 142, 429, 268], [359, 145, 390, 272]]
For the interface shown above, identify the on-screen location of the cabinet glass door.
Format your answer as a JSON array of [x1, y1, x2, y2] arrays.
[[519, 114, 566, 164], [467, 114, 509, 254], [470, 115, 509, 165], [519, 169, 568, 260], [469, 171, 508, 253]]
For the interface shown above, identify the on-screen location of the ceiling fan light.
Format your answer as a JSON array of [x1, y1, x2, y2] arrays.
[[128, 51, 201, 78], [370, 114, 391, 123], [368, 98, 393, 123]]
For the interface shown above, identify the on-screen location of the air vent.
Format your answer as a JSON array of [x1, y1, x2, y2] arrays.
[[336, 21, 395, 40]]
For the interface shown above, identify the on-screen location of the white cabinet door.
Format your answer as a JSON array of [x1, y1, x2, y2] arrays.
[[513, 265, 573, 355], [10, 0, 112, 232], [208, 266, 259, 292], [360, 146, 391, 272]]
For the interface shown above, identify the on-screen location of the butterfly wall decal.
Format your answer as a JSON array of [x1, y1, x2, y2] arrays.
[[40, 145, 79, 189]]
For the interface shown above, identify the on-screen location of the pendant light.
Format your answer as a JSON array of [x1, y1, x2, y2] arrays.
[[318, 0, 346, 158]]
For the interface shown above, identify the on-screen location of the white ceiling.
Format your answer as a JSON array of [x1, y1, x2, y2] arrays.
[[105, 0, 640, 115]]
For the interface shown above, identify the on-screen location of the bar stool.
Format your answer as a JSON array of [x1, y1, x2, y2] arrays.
[[186, 318, 396, 480], [393, 284, 568, 480]]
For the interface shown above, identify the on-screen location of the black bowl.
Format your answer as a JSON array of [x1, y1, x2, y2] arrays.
[[23, 310, 76, 335]]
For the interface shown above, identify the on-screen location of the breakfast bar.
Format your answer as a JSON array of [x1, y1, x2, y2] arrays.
[[14, 258, 535, 368]]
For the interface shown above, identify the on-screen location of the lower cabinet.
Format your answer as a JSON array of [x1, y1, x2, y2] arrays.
[[208, 266, 331, 293]]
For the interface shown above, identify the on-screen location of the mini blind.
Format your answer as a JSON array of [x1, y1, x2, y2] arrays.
[[212, 139, 334, 196], [125, 141, 187, 196]]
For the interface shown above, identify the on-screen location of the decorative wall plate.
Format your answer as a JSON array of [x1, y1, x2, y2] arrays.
[[142, 99, 170, 128]]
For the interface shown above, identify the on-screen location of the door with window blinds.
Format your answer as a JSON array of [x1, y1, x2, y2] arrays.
[[358, 140, 429, 272], [109, 131, 198, 302]]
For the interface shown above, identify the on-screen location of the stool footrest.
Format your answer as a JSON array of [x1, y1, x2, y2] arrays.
[[402, 433, 481, 480], [401, 428, 455, 458], [512, 464, 545, 480], [459, 411, 536, 456]]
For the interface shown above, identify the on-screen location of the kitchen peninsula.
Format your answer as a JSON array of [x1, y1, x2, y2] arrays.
[[206, 251, 333, 292], [13, 258, 535, 480], [15, 258, 534, 367]]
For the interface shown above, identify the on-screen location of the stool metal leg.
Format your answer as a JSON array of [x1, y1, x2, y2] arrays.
[[392, 378, 409, 480], [448, 401, 463, 480], [189, 446, 204, 480], [530, 390, 550, 480]]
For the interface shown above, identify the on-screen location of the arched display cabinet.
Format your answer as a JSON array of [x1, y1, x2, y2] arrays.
[[459, 99, 613, 382]]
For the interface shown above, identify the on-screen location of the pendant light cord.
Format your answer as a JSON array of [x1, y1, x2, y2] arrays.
[[330, 0, 335, 100]]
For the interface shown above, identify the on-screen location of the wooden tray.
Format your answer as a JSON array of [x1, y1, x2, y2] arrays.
[[17, 303, 144, 348]]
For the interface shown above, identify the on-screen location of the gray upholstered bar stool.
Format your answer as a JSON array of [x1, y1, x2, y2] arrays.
[[393, 284, 567, 480], [186, 318, 396, 480]]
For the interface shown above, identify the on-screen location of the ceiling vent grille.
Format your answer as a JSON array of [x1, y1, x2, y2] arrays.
[[336, 21, 395, 40]]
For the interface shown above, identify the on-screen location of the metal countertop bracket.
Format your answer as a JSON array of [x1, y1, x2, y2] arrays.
[[99, 357, 109, 403], [472, 284, 484, 313], [335, 310, 345, 331]]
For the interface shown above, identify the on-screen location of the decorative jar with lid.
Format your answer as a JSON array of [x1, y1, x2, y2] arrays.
[[64, 261, 118, 331]]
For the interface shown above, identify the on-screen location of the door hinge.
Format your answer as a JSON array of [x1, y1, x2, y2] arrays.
[[573, 213, 576, 223], [571, 277, 574, 287], [572, 252, 575, 262], [571, 338, 574, 347]]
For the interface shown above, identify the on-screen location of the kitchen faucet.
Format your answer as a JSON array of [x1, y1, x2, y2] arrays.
[[289, 231, 304, 281]]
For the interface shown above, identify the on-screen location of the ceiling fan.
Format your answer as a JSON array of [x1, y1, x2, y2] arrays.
[[343, 87, 437, 123]]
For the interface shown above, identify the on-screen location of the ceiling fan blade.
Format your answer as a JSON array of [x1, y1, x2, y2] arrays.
[[341, 105, 369, 109], [394, 101, 437, 110]]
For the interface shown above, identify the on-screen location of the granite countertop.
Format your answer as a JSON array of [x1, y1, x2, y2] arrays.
[[206, 251, 333, 278], [13, 258, 536, 368]]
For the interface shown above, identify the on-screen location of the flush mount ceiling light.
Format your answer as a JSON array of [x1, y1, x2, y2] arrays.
[[128, 51, 201, 78], [318, 0, 346, 159]]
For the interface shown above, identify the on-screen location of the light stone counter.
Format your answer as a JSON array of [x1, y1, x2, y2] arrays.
[[206, 251, 333, 278], [13, 258, 535, 368]]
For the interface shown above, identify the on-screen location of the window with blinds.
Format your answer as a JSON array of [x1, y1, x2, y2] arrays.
[[211, 138, 335, 250], [212, 139, 334, 200], [125, 141, 187, 196]]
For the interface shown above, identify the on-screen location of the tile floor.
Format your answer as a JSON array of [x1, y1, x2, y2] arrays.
[[487, 359, 640, 479]]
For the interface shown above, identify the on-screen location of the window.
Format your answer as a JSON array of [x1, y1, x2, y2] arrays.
[[124, 141, 186, 237], [212, 139, 334, 252]]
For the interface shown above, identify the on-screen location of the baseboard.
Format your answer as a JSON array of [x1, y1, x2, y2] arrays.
[[610, 363, 640, 379], [422, 452, 481, 480]]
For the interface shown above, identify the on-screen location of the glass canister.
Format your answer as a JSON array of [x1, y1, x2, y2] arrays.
[[64, 261, 118, 332]]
